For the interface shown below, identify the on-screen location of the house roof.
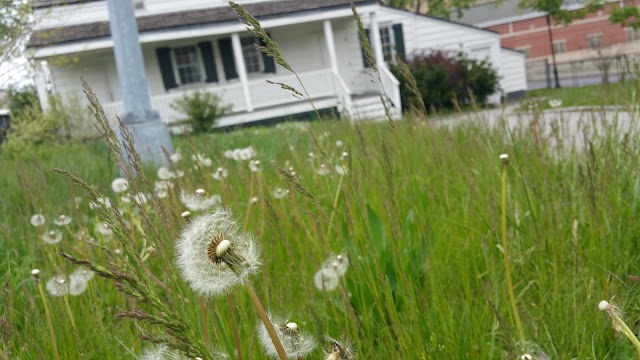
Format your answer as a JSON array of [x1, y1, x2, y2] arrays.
[[457, 0, 587, 26], [31, 0, 99, 9], [380, 4, 498, 35], [28, 0, 375, 48]]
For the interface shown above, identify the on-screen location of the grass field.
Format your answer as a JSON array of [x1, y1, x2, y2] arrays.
[[523, 82, 638, 109], [2, 92, 640, 359]]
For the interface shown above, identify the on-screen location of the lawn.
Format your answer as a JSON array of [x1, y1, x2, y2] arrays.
[[523, 81, 639, 109], [1, 100, 640, 359]]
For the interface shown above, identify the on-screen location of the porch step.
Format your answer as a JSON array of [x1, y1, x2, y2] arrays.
[[351, 95, 396, 121]]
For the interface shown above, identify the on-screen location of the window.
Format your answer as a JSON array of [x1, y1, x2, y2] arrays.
[[588, 34, 602, 49], [240, 37, 263, 74], [380, 26, 395, 63], [134, 0, 145, 10], [552, 41, 566, 54], [173, 46, 202, 85], [626, 28, 640, 42]]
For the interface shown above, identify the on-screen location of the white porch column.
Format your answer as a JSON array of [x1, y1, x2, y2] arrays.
[[323, 19, 339, 75], [231, 33, 253, 112], [369, 12, 385, 68], [34, 61, 50, 111]]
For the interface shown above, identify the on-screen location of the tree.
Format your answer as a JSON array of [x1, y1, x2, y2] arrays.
[[609, 4, 640, 29], [0, 0, 32, 86], [383, 0, 477, 19], [518, 0, 603, 88]]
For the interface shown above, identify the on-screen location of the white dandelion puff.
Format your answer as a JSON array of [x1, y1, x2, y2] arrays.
[[41, 229, 63, 245], [46, 275, 69, 297], [30, 214, 46, 227], [69, 273, 89, 296], [170, 152, 182, 163], [250, 196, 259, 205], [335, 140, 344, 148], [224, 150, 234, 159], [89, 197, 111, 210], [181, 211, 191, 218], [314, 268, 339, 291], [31, 268, 41, 279], [307, 152, 315, 162], [179, 190, 222, 211], [53, 215, 71, 226], [272, 188, 289, 199], [157, 166, 176, 180], [192, 153, 212, 167], [155, 180, 173, 191], [175, 208, 261, 296], [72, 267, 95, 282], [317, 164, 330, 176], [340, 151, 349, 161], [238, 147, 256, 160], [212, 167, 229, 181], [334, 165, 348, 176], [120, 195, 132, 204], [133, 193, 148, 205], [139, 344, 183, 360], [520, 354, 533, 360], [257, 314, 317, 359], [157, 189, 168, 199], [111, 178, 129, 193], [96, 222, 113, 236], [324, 338, 356, 360], [249, 159, 261, 172], [323, 254, 349, 277]]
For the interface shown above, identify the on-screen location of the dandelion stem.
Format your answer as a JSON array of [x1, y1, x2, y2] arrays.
[[37, 282, 60, 360], [244, 282, 287, 360], [612, 314, 640, 359], [226, 292, 243, 360], [198, 296, 210, 348], [326, 173, 344, 237], [501, 162, 525, 344]]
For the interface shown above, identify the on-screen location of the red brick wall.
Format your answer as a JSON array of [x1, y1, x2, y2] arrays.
[[486, 3, 630, 59]]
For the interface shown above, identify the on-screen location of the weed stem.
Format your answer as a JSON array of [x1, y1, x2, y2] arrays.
[[244, 282, 287, 360], [37, 282, 60, 360]]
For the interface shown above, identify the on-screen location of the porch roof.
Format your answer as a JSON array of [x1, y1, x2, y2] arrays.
[[28, 0, 376, 48]]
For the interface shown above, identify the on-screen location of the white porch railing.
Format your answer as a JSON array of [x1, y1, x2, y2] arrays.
[[379, 66, 402, 118], [101, 69, 341, 125]]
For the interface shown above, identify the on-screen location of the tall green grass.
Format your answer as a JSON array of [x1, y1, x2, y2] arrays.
[[1, 103, 640, 358]]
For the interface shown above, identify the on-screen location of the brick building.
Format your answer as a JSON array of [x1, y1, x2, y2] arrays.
[[459, 0, 639, 62]]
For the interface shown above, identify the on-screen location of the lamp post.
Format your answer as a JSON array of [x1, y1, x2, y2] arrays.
[[106, 0, 173, 165]]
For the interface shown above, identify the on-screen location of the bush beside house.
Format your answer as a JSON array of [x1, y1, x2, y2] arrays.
[[394, 50, 499, 112], [170, 91, 231, 133]]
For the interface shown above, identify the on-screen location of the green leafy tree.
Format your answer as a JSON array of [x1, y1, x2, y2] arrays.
[[0, 0, 32, 85], [518, 0, 603, 88], [610, 4, 640, 29]]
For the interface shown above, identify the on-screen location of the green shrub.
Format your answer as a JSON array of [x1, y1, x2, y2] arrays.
[[393, 50, 499, 111], [170, 91, 231, 133]]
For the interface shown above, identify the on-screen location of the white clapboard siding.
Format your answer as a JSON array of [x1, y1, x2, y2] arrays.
[[499, 48, 527, 97]]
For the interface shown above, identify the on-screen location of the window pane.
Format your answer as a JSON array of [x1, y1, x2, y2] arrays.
[[588, 35, 601, 49], [174, 46, 202, 84], [552, 42, 565, 54], [241, 37, 263, 74], [380, 27, 393, 63]]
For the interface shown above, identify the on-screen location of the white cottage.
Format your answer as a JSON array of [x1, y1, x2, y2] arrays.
[[28, 0, 526, 129]]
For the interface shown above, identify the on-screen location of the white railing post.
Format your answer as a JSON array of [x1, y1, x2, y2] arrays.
[[231, 33, 253, 112], [369, 12, 384, 68], [323, 19, 352, 118]]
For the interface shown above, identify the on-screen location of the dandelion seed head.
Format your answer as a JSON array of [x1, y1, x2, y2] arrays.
[[272, 188, 289, 199], [157, 166, 175, 180], [257, 314, 316, 359], [548, 99, 562, 108], [317, 164, 330, 176], [335, 165, 347, 176], [176, 208, 260, 296], [96, 222, 113, 236], [170, 152, 182, 163], [140, 344, 182, 360], [133, 193, 148, 205], [156, 189, 168, 199], [30, 214, 45, 227], [324, 338, 356, 360], [155, 180, 173, 190], [598, 300, 609, 311], [89, 197, 111, 210], [121, 195, 132, 204], [249, 159, 261, 172], [72, 267, 95, 282], [336, 140, 344, 148], [192, 153, 212, 167], [111, 178, 129, 193], [46, 275, 69, 297], [54, 214, 72, 226], [250, 196, 259, 204], [314, 268, 339, 291], [180, 190, 222, 211], [181, 211, 191, 218], [212, 167, 229, 181], [521, 354, 533, 360], [499, 154, 509, 165], [340, 151, 349, 160], [69, 273, 89, 296], [41, 229, 63, 245], [31, 269, 40, 279]]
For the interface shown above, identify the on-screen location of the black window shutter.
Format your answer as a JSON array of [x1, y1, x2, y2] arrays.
[[156, 47, 178, 90], [198, 41, 218, 83], [392, 23, 406, 61], [260, 33, 276, 73], [360, 29, 371, 68], [218, 38, 238, 80]]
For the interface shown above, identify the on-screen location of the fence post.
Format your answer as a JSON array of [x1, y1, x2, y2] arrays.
[[545, 59, 552, 88]]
